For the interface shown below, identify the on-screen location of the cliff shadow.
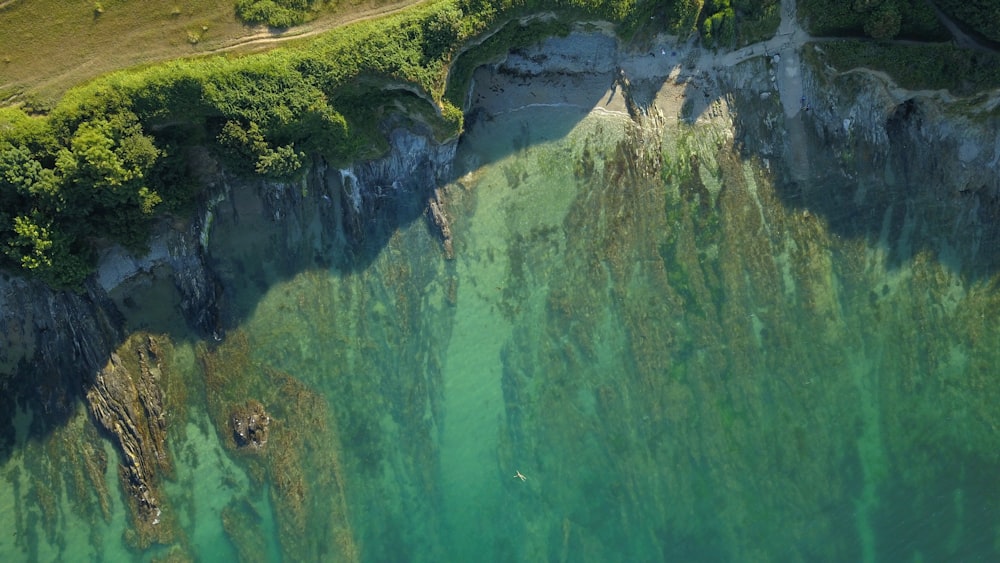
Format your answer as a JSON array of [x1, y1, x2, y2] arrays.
[[452, 31, 675, 177], [724, 61, 1000, 283], [0, 277, 127, 461], [174, 32, 676, 333]]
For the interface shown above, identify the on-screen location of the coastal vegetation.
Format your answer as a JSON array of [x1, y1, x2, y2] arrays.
[[934, 0, 1000, 42], [0, 0, 724, 288], [798, 0, 948, 40], [698, 0, 781, 47], [236, 0, 323, 28], [811, 41, 1000, 96]]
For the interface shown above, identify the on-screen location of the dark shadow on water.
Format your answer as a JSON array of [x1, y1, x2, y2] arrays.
[[728, 77, 1000, 283]]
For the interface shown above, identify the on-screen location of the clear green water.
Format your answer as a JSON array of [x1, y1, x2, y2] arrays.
[[4, 100, 1000, 562]]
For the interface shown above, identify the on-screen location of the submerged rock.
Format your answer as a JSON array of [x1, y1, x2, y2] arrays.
[[428, 188, 455, 259], [86, 334, 174, 548], [230, 400, 270, 449], [222, 498, 268, 563]]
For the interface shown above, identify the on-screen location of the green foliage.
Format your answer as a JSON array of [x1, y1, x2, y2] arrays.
[[701, 0, 736, 46], [798, 0, 948, 40], [235, 0, 319, 28], [2, 212, 91, 288], [934, 0, 1000, 43], [439, 100, 464, 137], [673, 0, 705, 35], [0, 103, 166, 286], [422, 5, 467, 63], [7, 214, 54, 271], [218, 120, 305, 178], [863, 3, 901, 40], [731, 0, 780, 45], [818, 41, 1000, 95], [649, 0, 777, 47], [0, 143, 59, 205]]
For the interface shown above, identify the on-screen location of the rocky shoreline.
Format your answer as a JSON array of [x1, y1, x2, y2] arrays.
[[1, 17, 999, 555]]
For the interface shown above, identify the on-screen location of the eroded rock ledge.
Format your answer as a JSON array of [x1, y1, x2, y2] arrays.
[[86, 334, 173, 548]]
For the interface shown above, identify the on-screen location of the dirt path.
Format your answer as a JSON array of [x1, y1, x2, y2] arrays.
[[924, 0, 1000, 54], [709, 0, 808, 117], [204, 0, 428, 54]]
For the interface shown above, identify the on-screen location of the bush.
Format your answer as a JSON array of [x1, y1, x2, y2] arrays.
[[863, 3, 901, 40], [798, 0, 948, 40], [819, 41, 1000, 95], [235, 0, 317, 28], [934, 0, 1000, 42]]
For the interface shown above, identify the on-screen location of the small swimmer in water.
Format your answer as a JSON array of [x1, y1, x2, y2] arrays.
[[514, 470, 527, 482]]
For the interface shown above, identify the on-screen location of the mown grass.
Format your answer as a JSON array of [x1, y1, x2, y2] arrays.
[[0, 0, 421, 106], [0, 0, 246, 104], [813, 41, 1000, 96]]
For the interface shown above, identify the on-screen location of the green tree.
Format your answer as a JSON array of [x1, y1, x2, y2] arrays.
[[218, 120, 304, 179], [864, 3, 901, 40], [0, 142, 60, 208], [6, 214, 53, 271], [422, 6, 465, 63], [3, 213, 92, 288], [255, 144, 303, 177]]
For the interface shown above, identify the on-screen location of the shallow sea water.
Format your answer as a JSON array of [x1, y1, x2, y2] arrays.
[[4, 97, 1000, 562]]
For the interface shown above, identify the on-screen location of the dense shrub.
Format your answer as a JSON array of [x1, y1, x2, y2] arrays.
[[236, 0, 320, 28], [818, 41, 1000, 94], [863, 3, 901, 40], [933, 0, 1000, 43], [798, 0, 948, 40]]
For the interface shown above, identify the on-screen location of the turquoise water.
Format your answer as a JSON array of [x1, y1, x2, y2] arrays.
[[4, 95, 1000, 562]]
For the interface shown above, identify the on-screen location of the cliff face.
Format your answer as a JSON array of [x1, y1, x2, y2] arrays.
[[720, 52, 1000, 277], [0, 277, 123, 421], [804, 67, 1000, 276], [0, 126, 456, 386]]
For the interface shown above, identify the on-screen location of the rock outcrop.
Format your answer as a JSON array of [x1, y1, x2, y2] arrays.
[[428, 188, 455, 259], [86, 333, 173, 547], [339, 128, 457, 256], [230, 400, 270, 449]]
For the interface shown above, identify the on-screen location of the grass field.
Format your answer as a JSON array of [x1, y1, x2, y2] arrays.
[[0, 0, 419, 107]]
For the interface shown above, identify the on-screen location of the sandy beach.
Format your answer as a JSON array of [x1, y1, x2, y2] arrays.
[[464, 28, 749, 132], [466, 0, 812, 130]]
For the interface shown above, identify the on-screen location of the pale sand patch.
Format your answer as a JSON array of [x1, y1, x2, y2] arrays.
[[464, 0, 813, 124], [464, 30, 726, 126]]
